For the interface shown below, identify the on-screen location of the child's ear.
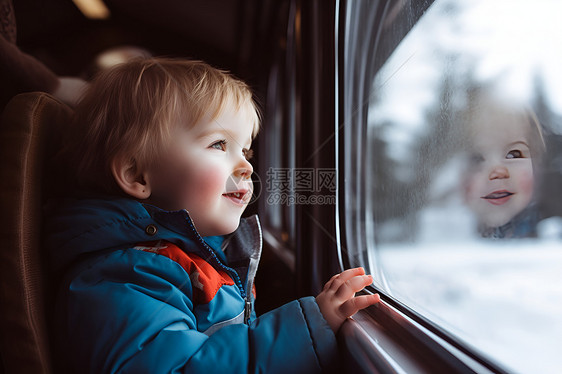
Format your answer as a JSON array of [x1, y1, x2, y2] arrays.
[[111, 156, 151, 199]]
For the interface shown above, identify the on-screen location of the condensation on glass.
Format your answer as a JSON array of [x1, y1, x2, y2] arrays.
[[341, 0, 562, 373]]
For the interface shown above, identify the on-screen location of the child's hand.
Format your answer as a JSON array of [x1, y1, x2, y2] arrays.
[[316, 267, 380, 334]]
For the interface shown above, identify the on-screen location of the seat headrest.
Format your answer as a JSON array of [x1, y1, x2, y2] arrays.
[[0, 92, 72, 374]]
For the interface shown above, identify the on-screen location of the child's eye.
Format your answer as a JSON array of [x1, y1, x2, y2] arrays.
[[243, 148, 254, 161], [210, 139, 227, 152], [506, 149, 524, 159]]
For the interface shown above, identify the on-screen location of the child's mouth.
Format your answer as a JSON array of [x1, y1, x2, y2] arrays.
[[481, 190, 514, 206], [222, 191, 250, 205]]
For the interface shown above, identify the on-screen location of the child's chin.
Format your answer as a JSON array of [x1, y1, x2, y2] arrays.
[[210, 220, 241, 237], [480, 215, 512, 229]]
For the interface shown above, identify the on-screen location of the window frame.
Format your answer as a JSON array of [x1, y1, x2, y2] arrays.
[[335, 0, 515, 372]]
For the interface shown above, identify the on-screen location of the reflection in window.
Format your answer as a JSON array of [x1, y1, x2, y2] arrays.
[[461, 93, 545, 239], [363, 0, 562, 372]]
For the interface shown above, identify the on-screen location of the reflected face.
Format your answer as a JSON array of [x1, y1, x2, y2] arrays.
[[145, 105, 254, 237], [463, 115, 534, 228]]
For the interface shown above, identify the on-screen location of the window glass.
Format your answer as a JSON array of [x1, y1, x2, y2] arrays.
[[342, 0, 562, 372]]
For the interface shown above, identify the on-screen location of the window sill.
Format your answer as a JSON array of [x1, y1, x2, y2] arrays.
[[339, 298, 504, 374]]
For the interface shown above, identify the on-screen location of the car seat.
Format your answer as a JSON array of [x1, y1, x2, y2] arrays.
[[0, 92, 72, 374]]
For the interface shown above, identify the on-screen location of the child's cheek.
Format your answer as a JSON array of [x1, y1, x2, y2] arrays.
[[194, 165, 227, 196], [462, 175, 480, 205], [519, 170, 534, 201]]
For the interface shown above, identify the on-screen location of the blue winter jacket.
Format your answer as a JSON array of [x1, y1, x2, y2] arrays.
[[45, 197, 338, 373]]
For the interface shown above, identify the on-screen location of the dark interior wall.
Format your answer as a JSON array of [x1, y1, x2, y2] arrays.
[[13, 0, 262, 80]]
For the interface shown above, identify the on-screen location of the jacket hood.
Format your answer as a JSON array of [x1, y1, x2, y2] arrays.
[[44, 197, 256, 273]]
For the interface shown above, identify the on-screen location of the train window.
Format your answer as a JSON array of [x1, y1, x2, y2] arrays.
[[339, 0, 562, 372]]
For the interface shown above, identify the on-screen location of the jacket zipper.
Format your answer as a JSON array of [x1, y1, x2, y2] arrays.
[[244, 300, 252, 324], [185, 218, 253, 324]]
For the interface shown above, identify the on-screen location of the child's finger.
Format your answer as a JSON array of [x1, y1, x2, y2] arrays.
[[325, 267, 366, 291], [339, 294, 380, 318], [323, 272, 340, 291], [334, 274, 373, 300], [337, 267, 366, 281]]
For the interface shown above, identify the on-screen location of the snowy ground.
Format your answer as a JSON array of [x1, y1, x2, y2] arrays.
[[377, 237, 562, 374]]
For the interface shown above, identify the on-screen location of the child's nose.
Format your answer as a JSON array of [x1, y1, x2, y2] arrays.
[[234, 158, 253, 179], [488, 164, 509, 180]]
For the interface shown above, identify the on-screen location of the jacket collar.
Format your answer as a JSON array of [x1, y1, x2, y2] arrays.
[[46, 197, 261, 273]]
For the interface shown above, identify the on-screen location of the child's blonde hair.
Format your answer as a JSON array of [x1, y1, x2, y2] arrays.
[[65, 57, 260, 195]]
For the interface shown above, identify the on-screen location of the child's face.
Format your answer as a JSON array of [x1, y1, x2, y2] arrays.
[[145, 104, 254, 237], [463, 115, 534, 228]]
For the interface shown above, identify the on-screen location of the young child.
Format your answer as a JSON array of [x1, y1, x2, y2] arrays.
[[462, 93, 545, 238], [45, 58, 379, 373]]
